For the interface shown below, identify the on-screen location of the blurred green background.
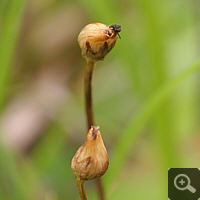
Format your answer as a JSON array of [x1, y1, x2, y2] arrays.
[[0, 0, 200, 199]]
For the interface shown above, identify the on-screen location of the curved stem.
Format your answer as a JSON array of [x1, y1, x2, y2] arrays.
[[96, 178, 105, 200], [84, 60, 105, 200], [74, 175, 87, 200], [84, 60, 95, 128]]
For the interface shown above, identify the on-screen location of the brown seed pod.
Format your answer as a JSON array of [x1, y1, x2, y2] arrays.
[[78, 22, 121, 62], [71, 126, 109, 181]]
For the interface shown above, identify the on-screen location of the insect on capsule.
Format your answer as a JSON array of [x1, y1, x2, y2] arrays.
[[78, 23, 121, 62], [109, 24, 121, 39]]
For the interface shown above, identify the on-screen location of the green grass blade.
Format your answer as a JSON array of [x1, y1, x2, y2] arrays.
[[0, 0, 27, 110], [104, 60, 200, 188], [0, 146, 29, 200]]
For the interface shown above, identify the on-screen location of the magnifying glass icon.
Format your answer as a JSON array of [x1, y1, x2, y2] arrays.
[[174, 174, 196, 193]]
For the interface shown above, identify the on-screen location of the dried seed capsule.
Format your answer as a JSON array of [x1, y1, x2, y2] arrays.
[[78, 22, 121, 62], [71, 126, 109, 180]]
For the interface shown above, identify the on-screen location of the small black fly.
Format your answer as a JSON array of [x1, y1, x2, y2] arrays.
[[109, 24, 121, 39]]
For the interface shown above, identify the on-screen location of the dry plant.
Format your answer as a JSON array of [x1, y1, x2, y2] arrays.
[[71, 22, 121, 200]]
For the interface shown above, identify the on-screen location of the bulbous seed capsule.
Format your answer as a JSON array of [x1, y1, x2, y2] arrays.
[[73, 22, 121, 199], [78, 23, 121, 62], [71, 126, 109, 180]]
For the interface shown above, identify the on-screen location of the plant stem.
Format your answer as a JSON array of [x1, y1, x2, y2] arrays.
[[74, 175, 87, 200], [84, 59, 105, 200], [84, 60, 95, 128], [96, 178, 105, 200]]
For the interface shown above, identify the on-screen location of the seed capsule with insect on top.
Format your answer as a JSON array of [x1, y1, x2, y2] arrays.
[[71, 126, 109, 181], [78, 23, 121, 62]]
